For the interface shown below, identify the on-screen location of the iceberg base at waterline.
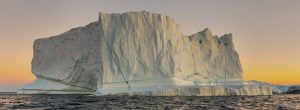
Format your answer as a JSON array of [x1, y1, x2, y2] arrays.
[[18, 78, 94, 94], [19, 78, 272, 96]]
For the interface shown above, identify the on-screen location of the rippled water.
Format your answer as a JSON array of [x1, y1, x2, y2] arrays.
[[0, 94, 299, 110]]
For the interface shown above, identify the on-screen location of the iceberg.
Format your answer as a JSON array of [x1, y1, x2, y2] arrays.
[[19, 11, 272, 96]]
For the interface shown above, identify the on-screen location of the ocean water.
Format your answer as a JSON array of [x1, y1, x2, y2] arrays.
[[0, 94, 299, 110]]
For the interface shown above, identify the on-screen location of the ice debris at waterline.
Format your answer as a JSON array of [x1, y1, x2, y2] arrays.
[[19, 11, 272, 96]]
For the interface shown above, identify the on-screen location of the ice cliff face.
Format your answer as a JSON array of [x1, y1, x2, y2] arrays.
[[98, 12, 242, 83], [32, 22, 101, 91], [21, 11, 268, 95]]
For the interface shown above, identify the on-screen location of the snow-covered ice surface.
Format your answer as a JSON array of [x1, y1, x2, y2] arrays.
[[19, 11, 271, 95]]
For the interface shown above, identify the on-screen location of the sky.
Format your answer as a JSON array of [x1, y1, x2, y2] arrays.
[[0, 0, 300, 92]]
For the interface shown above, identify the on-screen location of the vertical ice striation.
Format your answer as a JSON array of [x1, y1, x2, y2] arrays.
[[20, 11, 270, 95]]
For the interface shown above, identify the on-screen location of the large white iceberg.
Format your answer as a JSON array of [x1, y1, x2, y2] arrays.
[[19, 11, 272, 95]]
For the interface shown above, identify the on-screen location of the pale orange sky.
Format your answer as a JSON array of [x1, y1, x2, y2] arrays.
[[0, 0, 300, 91]]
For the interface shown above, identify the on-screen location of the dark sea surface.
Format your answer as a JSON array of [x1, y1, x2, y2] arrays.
[[0, 94, 299, 110]]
